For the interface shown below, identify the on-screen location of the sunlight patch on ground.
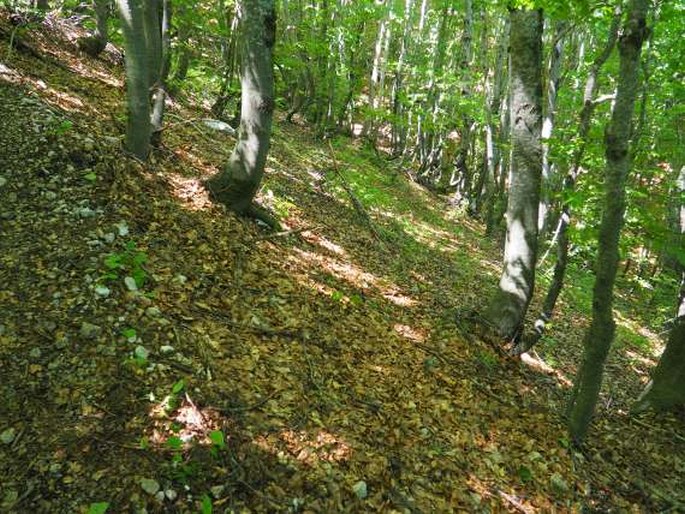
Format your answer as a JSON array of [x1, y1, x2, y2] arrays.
[[519, 352, 573, 387], [0, 63, 22, 83], [172, 146, 221, 177], [165, 172, 213, 211], [300, 231, 347, 256], [393, 323, 427, 342], [148, 394, 225, 446], [254, 429, 352, 465], [289, 248, 417, 307], [292, 248, 377, 290]]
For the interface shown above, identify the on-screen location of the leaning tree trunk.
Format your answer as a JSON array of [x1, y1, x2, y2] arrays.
[[567, 0, 649, 443], [485, 7, 543, 341], [116, 0, 151, 160], [205, 0, 277, 225]]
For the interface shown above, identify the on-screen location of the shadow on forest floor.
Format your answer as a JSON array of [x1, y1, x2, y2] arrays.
[[0, 12, 684, 513]]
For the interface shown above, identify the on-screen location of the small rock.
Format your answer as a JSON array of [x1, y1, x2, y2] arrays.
[[116, 222, 129, 236], [94, 285, 111, 297], [210, 485, 224, 498], [134, 346, 150, 360], [155, 491, 165, 502], [102, 232, 115, 244], [165, 489, 178, 501], [172, 274, 187, 285], [550, 473, 569, 494], [146, 307, 161, 317], [160, 345, 175, 354], [77, 207, 97, 218], [80, 322, 102, 339], [124, 277, 138, 291], [352, 480, 368, 499], [29, 348, 41, 359], [140, 478, 160, 495], [1, 427, 16, 444]]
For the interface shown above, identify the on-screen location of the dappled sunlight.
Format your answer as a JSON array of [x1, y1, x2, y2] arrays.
[[254, 428, 352, 465], [165, 172, 213, 211], [519, 352, 573, 387], [394, 323, 427, 342], [148, 393, 225, 447], [300, 231, 347, 256], [172, 146, 221, 177], [0, 66, 87, 113], [292, 247, 378, 290]]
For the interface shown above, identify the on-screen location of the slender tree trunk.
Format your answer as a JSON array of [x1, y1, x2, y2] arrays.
[[568, 0, 649, 443], [77, 0, 110, 56], [515, 9, 622, 355], [485, 8, 543, 341], [538, 21, 566, 235], [117, 0, 151, 160], [150, 0, 170, 146], [205, 0, 277, 225]]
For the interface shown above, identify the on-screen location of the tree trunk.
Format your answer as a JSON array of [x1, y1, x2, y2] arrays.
[[567, 0, 649, 443], [77, 0, 110, 56], [205, 0, 277, 224], [116, 0, 151, 160], [485, 8, 543, 341], [150, 0, 170, 147], [634, 165, 685, 412], [515, 8, 622, 355]]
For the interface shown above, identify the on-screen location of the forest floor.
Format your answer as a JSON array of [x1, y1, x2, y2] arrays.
[[1, 13, 684, 514]]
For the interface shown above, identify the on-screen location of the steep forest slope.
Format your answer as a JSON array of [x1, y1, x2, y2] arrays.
[[1, 14, 683, 514]]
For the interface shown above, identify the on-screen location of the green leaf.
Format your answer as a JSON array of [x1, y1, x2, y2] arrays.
[[209, 430, 225, 449], [166, 436, 183, 450], [104, 254, 123, 270], [87, 502, 109, 514], [172, 379, 185, 395], [122, 328, 137, 340], [84, 172, 97, 182], [201, 494, 213, 514], [518, 465, 533, 483]]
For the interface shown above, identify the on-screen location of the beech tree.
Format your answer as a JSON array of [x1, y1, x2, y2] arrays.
[[567, 0, 650, 443], [634, 165, 685, 412], [485, 7, 543, 341], [205, 0, 277, 226]]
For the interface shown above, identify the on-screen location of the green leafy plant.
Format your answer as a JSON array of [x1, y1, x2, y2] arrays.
[[87, 502, 109, 514], [201, 494, 213, 514], [100, 241, 149, 289]]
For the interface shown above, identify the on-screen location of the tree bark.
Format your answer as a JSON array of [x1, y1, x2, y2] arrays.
[[116, 0, 151, 160], [567, 0, 649, 443], [514, 8, 622, 355], [205, 0, 277, 224], [77, 0, 110, 56], [485, 8, 543, 341], [634, 165, 685, 412]]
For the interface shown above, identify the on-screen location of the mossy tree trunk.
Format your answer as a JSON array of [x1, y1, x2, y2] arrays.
[[567, 0, 649, 443], [485, 7, 543, 341], [206, 0, 276, 222]]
